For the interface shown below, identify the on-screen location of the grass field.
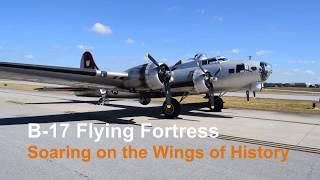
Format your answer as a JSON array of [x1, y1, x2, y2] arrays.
[[265, 87, 320, 92], [154, 95, 320, 114], [0, 82, 43, 91]]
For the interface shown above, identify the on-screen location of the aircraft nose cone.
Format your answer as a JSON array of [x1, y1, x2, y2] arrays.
[[260, 62, 272, 81]]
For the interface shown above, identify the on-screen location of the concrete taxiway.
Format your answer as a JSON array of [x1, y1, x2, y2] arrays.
[[0, 89, 319, 180]]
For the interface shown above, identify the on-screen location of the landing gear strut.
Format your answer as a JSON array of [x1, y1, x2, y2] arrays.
[[98, 89, 109, 105], [162, 74, 181, 118]]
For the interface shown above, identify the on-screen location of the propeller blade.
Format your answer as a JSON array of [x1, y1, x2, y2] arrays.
[[196, 60, 206, 73], [214, 67, 221, 77], [208, 83, 215, 109], [146, 53, 160, 67], [171, 60, 182, 71]]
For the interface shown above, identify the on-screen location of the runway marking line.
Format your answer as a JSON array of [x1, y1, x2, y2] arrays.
[[217, 134, 320, 154]]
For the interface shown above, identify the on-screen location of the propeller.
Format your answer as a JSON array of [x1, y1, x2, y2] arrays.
[[146, 53, 175, 103], [195, 57, 221, 85], [194, 57, 221, 110], [146, 53, 172, 82]]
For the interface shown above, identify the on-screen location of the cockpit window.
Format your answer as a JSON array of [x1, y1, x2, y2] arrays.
[[260, 62, 272, 70], [236, 64, 245, 73], [260, 62, 269, 67], [202, 58, 218, 65], [216, 56, 228, 61], [260, 62, 272, 81], [202, 60, 208, 65], [208, 59, 217, 64]]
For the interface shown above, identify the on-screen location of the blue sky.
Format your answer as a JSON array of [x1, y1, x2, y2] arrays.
[[0, 0, 319, 83]]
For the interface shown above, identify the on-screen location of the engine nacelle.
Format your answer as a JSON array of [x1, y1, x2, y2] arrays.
[[192, 69, 209, 93], [144, 63, 164, 90]]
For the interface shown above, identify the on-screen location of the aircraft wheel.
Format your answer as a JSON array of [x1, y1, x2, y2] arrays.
[[208, 96, 224, 112], [162, 98, 181, 118], [139, 95, 151, 105], [97, 97, 109, 105], [98, 98, 104, 105]]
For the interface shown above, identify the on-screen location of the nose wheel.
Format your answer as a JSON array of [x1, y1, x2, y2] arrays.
[[162, 98, 181, 118]]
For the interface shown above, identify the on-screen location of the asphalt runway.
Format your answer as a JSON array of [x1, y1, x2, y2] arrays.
[[0, 89, 319, 180]]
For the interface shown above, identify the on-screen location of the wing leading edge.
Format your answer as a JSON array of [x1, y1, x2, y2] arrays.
[[0, 61, 128, 89]]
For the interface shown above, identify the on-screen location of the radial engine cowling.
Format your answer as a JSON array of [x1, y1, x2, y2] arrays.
[[144, 63, 165, 90], [192, 69, 209, 93]]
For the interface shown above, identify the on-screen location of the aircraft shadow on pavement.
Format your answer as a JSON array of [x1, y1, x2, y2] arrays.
[[24, 99, 116, 105], [0, 101, 232, 126]]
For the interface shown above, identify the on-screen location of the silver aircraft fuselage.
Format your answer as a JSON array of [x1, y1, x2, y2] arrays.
[[122, 58, 272, 96]]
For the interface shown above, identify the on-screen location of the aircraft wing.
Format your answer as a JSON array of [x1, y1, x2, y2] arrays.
[[0, 61, 128, 89], [35, 87, 94, 92]]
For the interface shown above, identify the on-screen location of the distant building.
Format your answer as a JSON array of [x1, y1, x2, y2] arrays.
[[264, 83, 283, 87], [293, 83, 309, 87]]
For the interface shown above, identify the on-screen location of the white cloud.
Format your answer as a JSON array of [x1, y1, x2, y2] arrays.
[[304, 70, 315, 75], [230, 48, 241, 54], [280, 71, 292, 76], [288, 60, 317, 64], [256, 50, 272, 56], [51, 43, 60, 49], [196, 9, 205, 14], [290, 68, 316, 75], [292, 68, 300, 73], [77, 44, 95, 51], [167, 7, 178, 12], [23, 54, 33, 59], [213, 16, 223, 21], [125, 38, 136, 44], [91, 22, 112, 35]]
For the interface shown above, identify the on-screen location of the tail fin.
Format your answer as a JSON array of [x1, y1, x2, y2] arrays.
[[80, 51, 99, 70]]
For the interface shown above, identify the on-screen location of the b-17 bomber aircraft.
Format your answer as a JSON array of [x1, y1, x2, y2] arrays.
[[0, 52, 272, 118]]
